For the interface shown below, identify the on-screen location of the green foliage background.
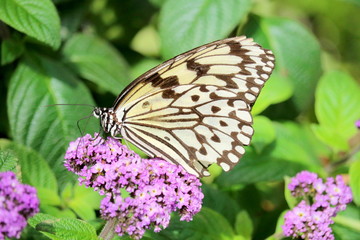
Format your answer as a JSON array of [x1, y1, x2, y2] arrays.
[[0, 0, 360, 239]]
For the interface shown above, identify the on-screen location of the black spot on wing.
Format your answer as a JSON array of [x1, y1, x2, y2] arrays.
[[211, 134, 220, 143], [145, 72, 179, 89], [162, 89, 176, 99], [211, 106, 221, 113], [159, 76, 180, 88], [220, 120, 228, 127], [216, 75, 238, 89], [199, 146, 207, 155], [187, 59, 210, 76], [144, 72, 161, 85], [199, 85, 209, 92], [191, 95, 200, 102]]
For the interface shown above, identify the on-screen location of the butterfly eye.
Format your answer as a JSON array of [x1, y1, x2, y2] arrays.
[[93, 108, 101, 118]]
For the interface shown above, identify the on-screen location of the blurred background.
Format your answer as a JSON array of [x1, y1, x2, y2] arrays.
[[0, 0, 359, 239]]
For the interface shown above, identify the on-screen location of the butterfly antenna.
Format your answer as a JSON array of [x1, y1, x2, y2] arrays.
[[91, 131, 104, 146], [44, 103, 96, 108], [76, 113, 94, 136], [74, 113, 95, 157]]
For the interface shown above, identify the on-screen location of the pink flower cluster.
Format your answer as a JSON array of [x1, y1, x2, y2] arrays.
[[283, 171, 352, 240], [0, 172, 39, 239], [64, 134, 203, 239]]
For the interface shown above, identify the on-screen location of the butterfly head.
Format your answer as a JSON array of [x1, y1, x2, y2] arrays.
[[93, 107, 121, 137]]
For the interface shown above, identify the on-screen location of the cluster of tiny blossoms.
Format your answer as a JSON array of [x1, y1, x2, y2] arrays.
[[283, 171, 352, 240], [64, 134, 204, 239], [0, 172, 39, 239]]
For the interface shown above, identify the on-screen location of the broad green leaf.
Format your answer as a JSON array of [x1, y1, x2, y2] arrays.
[[1, 33, 24, 65], [333, 206, 360, 239], [271, 122, 328, 174], [251, 116, 276, 153], [0, 139, 57, 191], [234, 211, 253, 240], [155, 207, 235, 240], [184, 207, 235, 240], [245, 16, 321, 112], [62, 34, 131, 95], [202, 184, 240, 224], [252, 72, 293, 115], [61, 183, 73, 202], [349, 159, 360, 205], [37, 188, 61, 206], [159, 0, 252, 58], [0, 148, 18, 173], [67, 184, 103, 220], [29, 213, 97, 240], [40, 205, 77, 219], [215, 149, 306, 187], [312, 71, 360, 151], [7, 54, 98, 185], [0, 0, 61, 49], [68, 200, 96, 221]]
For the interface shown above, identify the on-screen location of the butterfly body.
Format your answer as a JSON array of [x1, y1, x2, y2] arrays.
[[93, 36, 275, 177]]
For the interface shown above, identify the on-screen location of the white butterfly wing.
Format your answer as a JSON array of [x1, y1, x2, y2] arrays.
[[120, 85, 253, 177], [113, 36, 275, 110], [110, 36, 275, 177]]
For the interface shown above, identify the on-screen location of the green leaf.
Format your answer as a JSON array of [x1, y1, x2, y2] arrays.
[[246, 16, 322, 112], [312, 71, 360, 151], [0, 139, 57, 191], [333, 206, 360, 239], [67, 184, 103, 220], [202, 184, 240, 224], [234, 211, 253, 240], [185, 207, 235, 240], [0, 147, 18, 173], [156, 207, 235, 240], [40, 205, 77, 219], [0, 0, 61, 49], [37, 188, 61, 206], [215, 149, 306, 187], [7, 54, 98, 185], [349, 159, 360, 205], [62, 33, 131, 95], [159, 0, 252, 58], [251, 116, 276, 153], [29, 213, 98, 240], [1, 33, 24, 65], [252, 72, 293, 115], [270, 122, 329, 174]]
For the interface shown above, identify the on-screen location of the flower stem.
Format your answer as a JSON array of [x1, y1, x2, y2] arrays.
[[99, 219, 118, 240]]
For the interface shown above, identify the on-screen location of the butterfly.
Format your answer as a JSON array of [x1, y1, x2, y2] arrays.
[[93, 36, 275, 177]]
